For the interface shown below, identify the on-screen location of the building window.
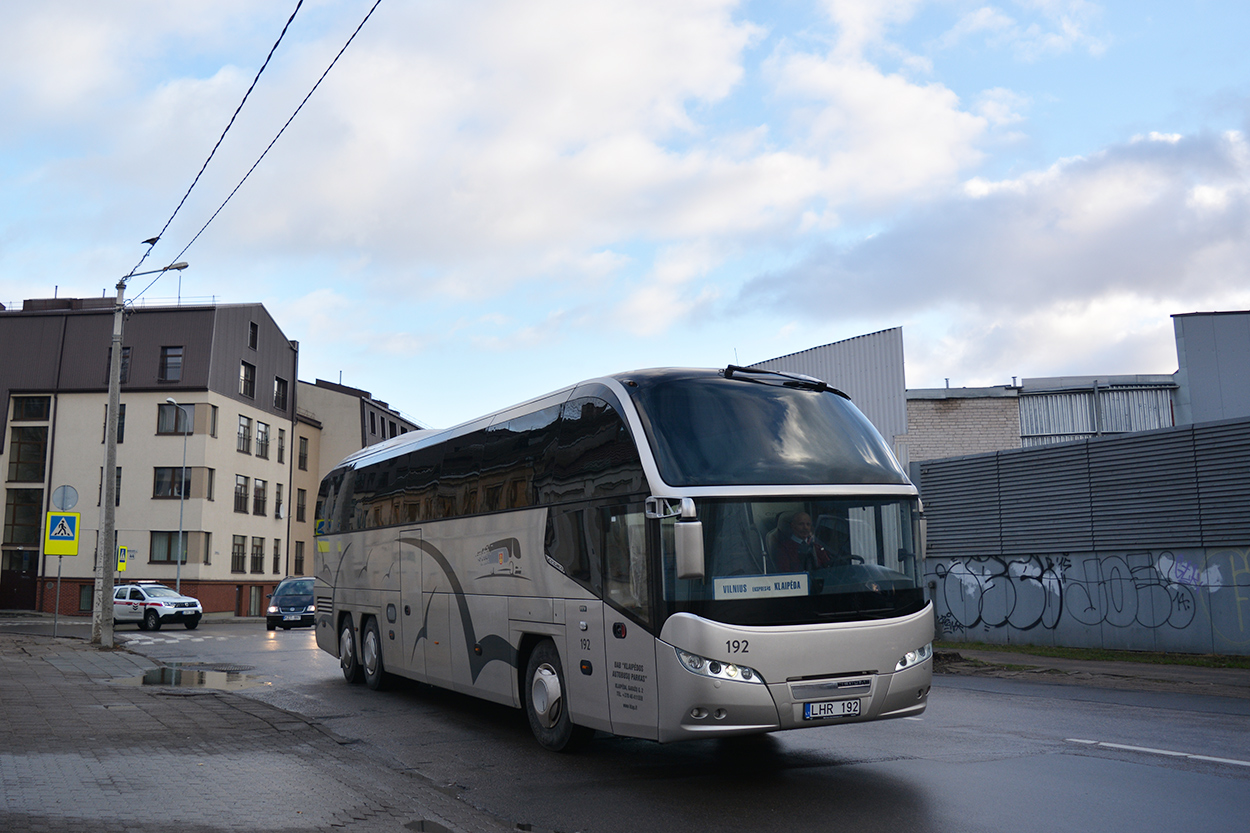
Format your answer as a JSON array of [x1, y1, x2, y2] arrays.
[[237, 416, 252, 454], [97, 467, 122, 507], [370, 411, 377, 435], [159, 346, 184, 382], [274, 377, 288, 411], [150, 531, 188, 565], [11, 396, 50, 421], [250, 537, 265, 574], [157, 402, 193, 434], [240, 361, 256, 398], [153, 467, 189, 499], [294, 541, 305, 575], [296, 489, 307, 523], [234, 476, 249, 513], [8, 427, 48, 482], [255, 422, 270, 459], [248, 321, 258, 350], [78, 584, 93, 612], [253, 479, 267, 516], [210, 405, 218, 438], [274, 483, 284, 519], [101, 404, 126, 444], [205, 468, 215, 502], [105, 347, 131, 385], [4, 488, 43, 545], [231, 535, 247, 573], [272, 538, 282, 574], [298, 436, 308, 471], [277, 429, 286, 464]]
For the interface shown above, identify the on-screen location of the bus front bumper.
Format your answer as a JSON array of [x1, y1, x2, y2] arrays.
[[655, 647, 932, 743]]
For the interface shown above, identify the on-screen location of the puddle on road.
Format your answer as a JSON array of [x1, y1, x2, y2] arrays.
[[114, 664, 269, 691]]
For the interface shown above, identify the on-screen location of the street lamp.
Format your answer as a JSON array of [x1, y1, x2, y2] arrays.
[[166, 397, 189, 593], [92, 260, 189, 648]]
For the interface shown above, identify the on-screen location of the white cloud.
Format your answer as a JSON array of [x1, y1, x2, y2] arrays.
[[928, 0, 1107, 61], [740, 129, 1250, 385], [767, 52, 986, 206], [975, 87, 1029, 127]]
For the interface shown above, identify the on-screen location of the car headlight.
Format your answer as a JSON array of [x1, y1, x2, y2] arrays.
[[895, 642, 933, 671], [675, 648, 765, 685], [267, 605, 279, 615], [306, 604, 316, 613]]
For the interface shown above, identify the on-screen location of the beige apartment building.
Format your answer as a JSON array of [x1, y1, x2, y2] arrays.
[[0, 297, 416, 617]]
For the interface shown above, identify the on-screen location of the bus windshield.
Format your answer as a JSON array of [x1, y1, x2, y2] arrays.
[[624, 370, 908, 487], [661, 497, 924, 626]]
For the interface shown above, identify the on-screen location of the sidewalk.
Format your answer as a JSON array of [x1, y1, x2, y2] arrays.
[[937, 647, 1250, 700], [0, 630, 517, 833]]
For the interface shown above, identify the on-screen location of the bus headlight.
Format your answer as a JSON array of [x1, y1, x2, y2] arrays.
[[675, 648, 765, 685], [895, 642, 932, 671]]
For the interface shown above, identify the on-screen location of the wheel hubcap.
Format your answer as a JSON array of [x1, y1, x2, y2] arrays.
[[363, 631, 379, 675], [531, 663, 562, 728], [340, 628, 354, 670]]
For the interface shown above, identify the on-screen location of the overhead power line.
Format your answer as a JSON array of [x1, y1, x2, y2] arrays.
[[127, 1, 306, 281], [132, 0, 385, 302]]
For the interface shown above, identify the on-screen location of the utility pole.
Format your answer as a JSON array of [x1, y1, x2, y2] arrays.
[[91, 262, 187, 647], [91, 276, 126, 648]]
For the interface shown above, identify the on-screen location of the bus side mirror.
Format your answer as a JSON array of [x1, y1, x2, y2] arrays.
[[647, 496, 704, 580], [675, 517, 704, 581]]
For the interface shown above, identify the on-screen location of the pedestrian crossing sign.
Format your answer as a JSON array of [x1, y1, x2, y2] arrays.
[[45, 511, 80, 556]]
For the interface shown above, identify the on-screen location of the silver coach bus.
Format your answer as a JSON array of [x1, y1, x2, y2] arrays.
[[313, 366, 932, 751]]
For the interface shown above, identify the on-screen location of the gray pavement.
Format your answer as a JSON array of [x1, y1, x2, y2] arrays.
[[4, 611, 1248, 832], [0, 625, 518, 833]]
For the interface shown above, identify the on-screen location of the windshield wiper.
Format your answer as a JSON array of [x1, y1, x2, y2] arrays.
[[723, 365, 850, 399]]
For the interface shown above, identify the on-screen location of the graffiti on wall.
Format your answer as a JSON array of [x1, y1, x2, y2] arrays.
[[930, 549, 1241, 639]]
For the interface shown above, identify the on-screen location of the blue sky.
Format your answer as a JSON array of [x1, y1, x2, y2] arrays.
[[2, 1, 1248, 428]]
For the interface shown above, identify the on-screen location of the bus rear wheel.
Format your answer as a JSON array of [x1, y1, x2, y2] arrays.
[[362, 617, 386, 691], [525, 640, 591, 752], [339, 617, 363, 684]]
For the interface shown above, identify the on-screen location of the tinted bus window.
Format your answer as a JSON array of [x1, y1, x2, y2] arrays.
[[626, 375, 907, 487], [554, 397, 646, 501]]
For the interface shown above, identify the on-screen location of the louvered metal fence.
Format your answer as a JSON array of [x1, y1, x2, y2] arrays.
[[920, 416, 1250, 655]]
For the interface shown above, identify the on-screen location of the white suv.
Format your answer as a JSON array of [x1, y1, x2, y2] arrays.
[[113, 583, 203, 631]]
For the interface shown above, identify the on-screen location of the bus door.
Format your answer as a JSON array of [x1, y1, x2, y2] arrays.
[[419, 533, 454, 689], [564, 598, 612, 733], [599, 505, 658, 740], [398, 529, 423, 678]]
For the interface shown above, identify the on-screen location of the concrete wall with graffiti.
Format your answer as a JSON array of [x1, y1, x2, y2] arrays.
[[927, 547, 1250, 654], [919, 417, 1250, 655]]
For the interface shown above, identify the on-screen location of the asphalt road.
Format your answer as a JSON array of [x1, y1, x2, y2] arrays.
[[75, 618, 1250, 833]]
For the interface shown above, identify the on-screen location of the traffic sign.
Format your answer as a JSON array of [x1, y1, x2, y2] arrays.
[[44, 512, 80, 556], [117, 545, 128, 572]]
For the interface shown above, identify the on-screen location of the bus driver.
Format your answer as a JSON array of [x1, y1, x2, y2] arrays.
[[774, 512, 833, 573]]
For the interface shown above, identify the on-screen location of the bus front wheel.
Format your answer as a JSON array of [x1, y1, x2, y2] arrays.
[[339, 617, 363, 684], [525, 640, 591, 752]]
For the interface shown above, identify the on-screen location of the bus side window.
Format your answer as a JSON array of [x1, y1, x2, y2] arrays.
[[545, 508, 600, 592], [601, 505, 649, 625]]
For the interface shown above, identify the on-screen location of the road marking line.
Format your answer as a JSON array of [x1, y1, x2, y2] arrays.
[[1066, 739, 1250, 767]]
